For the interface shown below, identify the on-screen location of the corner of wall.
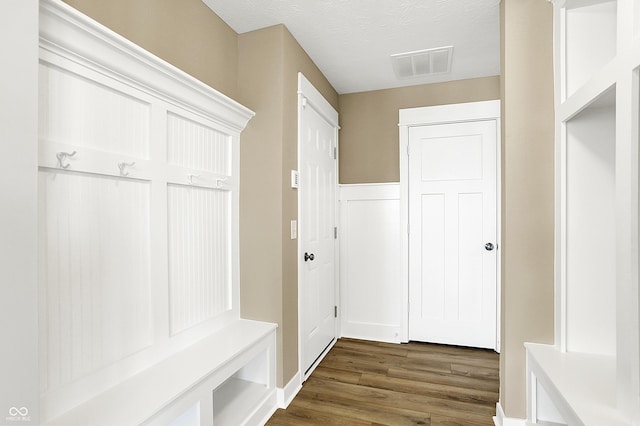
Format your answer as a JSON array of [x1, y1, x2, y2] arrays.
[[500, 0, 555, 418]]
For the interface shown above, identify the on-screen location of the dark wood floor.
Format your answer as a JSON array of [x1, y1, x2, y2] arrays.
[[267, 338, 499, 426]]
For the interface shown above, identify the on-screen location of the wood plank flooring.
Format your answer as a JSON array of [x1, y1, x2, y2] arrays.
[[267, 338, 499, 426]]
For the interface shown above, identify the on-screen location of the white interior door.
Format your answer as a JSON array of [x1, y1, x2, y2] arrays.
[[298, 74, 338, 377], [408, 119, 497, 349]]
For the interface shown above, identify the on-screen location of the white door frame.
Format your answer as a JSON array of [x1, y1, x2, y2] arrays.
[[297, 72, 340, 383], [398, 100, 501, 351]]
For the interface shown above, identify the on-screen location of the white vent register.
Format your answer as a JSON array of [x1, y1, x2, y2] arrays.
[[390, 46, 453, 79]]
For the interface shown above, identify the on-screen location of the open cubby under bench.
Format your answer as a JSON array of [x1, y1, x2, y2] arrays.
[[47, 320, 277, 426]]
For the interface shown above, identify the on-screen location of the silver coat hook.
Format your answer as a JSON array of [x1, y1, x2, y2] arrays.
[[118, 161, 136, 176], [56, 151, 77, 169]]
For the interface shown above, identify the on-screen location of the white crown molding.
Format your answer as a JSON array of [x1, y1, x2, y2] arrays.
[[39, 0, 254, 133]]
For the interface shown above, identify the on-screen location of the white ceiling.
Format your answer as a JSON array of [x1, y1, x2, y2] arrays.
[[201, 0, 501, 95]]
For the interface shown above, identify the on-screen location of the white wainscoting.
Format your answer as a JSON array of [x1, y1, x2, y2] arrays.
[[338, 184, 403, 343]]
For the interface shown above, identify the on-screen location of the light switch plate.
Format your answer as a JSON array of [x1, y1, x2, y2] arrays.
[[291, 170, 299, 189], [290, 220, 297, 239]]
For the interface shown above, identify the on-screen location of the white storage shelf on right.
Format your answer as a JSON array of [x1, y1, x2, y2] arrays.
[[564, 87, 616, 357], [526, 0, 640, 424]]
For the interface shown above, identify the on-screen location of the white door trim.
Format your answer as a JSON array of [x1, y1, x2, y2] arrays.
[[399, 100, 501, 351], [297, 72, 340, 382]]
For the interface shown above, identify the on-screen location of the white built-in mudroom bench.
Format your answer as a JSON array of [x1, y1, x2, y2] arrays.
[[525, 0, 640, 425], [38, 1, 277, 425]]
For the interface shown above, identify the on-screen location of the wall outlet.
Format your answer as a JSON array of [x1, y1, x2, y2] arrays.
[[291, 170, 299, 189]]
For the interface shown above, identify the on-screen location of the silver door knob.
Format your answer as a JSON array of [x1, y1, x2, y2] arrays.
[[304, 252, 315, 262], [485, 243, 495, 251]]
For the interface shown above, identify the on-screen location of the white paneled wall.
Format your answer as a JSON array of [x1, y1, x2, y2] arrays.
[[37, 2, 254, 419], [167, 112, 230, 175], [39, 171, 152, 391], [39, 64, 150, 158], [167, 185, 231, 335], [339, 184, 403, 343]]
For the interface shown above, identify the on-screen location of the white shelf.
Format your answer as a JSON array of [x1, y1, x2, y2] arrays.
[[526, 343, 628, 425], [213, 379, 270, 425], [533, 0, 640, 424], [557, 58, 617, 122], [46, 319, 277, 426], [563, 0, 617, 99]]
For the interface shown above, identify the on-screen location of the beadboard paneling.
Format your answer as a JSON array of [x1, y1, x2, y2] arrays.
[[167, 112, 231, 176], [39, 170, 152, 391], [39, 63, 150, 158], [37, 1, 253, 418], [167, 184, 232, 335]]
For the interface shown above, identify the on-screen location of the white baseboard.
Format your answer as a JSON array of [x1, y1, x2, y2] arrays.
[[340, 325, 403, 345], [494, 403, 528, 426], [276, 372, 302, 409]]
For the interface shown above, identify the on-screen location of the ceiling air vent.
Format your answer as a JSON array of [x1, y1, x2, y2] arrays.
[[390, 46, 453, 79]]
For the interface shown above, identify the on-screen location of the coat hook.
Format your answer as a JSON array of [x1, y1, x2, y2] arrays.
[[56, 151, 77, 169], [187, 173, 201, 185], [118, 161, 136, 177]]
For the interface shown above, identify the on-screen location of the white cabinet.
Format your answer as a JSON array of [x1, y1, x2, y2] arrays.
[[526, 0, 640, 424], [37, 1, 277, 425]]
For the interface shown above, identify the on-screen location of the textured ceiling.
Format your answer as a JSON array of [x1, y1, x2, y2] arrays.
[[201, 0, 500, 94]]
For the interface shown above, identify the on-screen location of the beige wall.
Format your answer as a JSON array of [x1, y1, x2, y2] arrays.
[[62, 0, 239, 98], [238, 25, 338, 387], [237, 25, 286, 384], [337, 77, 500, 183], [500, 0, 555, 419]]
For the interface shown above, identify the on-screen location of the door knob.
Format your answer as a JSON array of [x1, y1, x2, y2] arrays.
[[485, 243, 495, 251], [304, 252, 315, 262]]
